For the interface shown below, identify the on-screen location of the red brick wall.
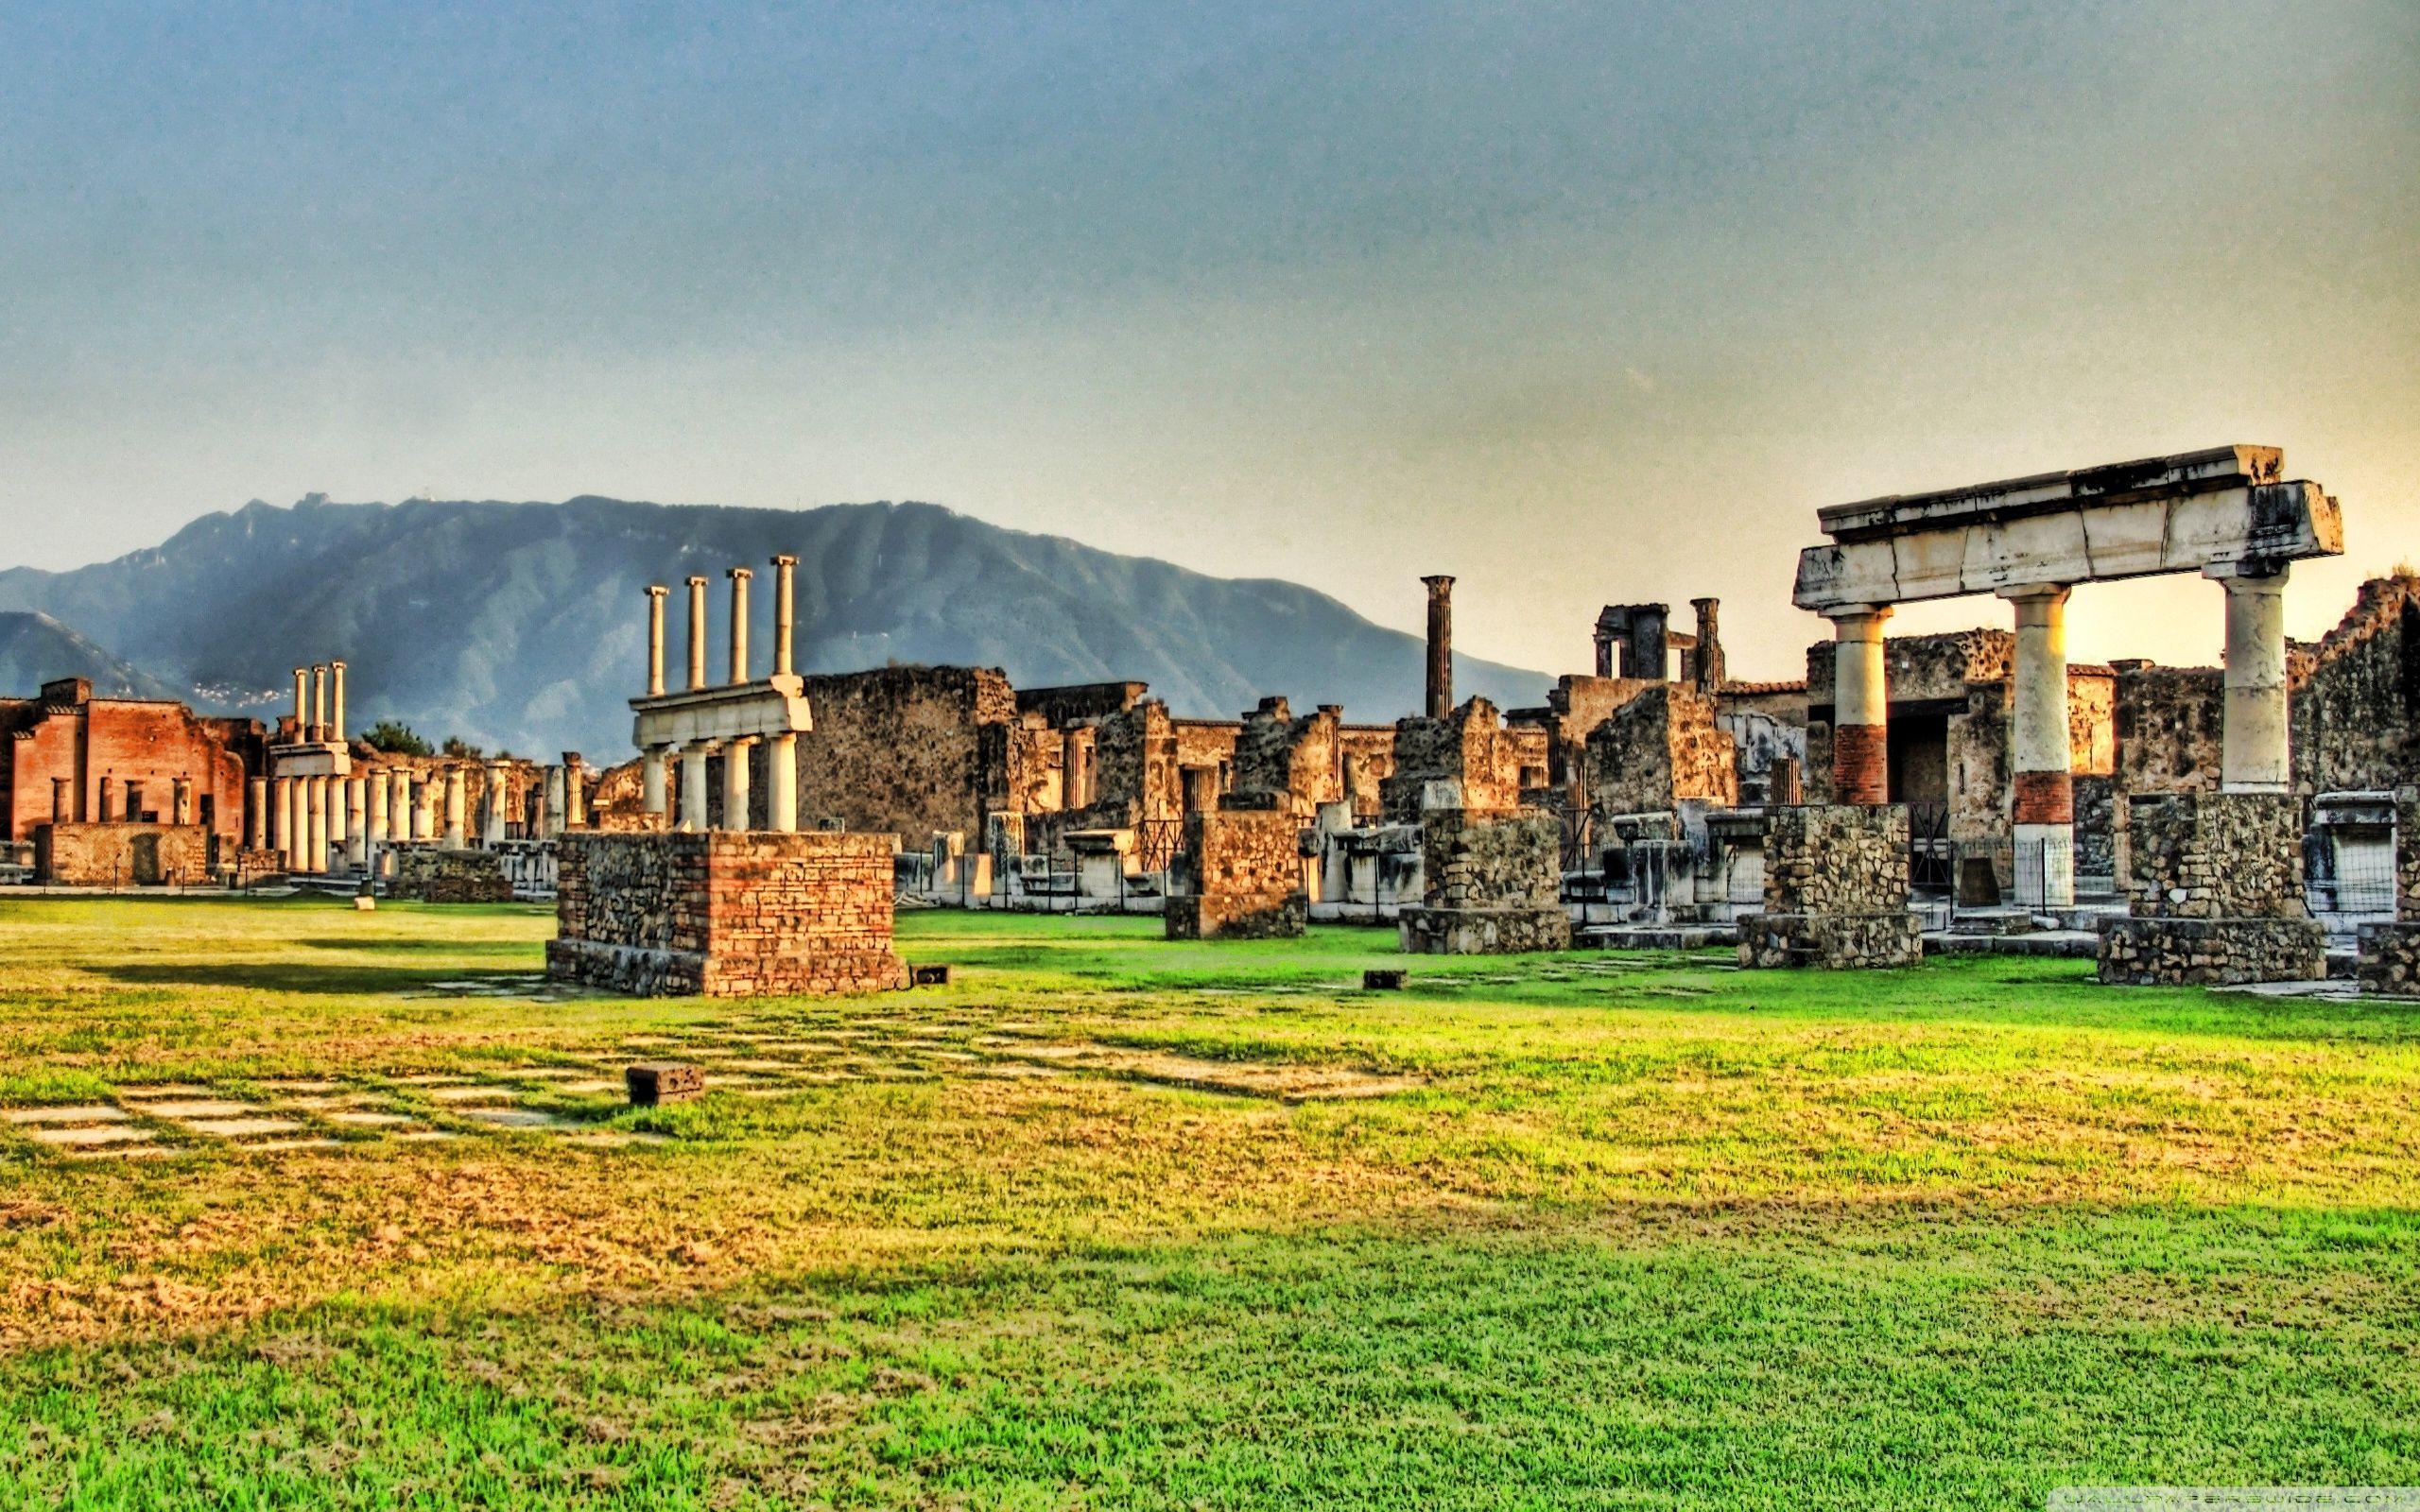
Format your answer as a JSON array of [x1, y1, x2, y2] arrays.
[[4, 696, 260, 851]]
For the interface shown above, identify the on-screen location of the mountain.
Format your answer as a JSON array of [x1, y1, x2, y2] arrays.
[[0, 496, 1558, 755], [0, 611, 185, 702]]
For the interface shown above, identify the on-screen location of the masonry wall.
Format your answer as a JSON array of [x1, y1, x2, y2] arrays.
[[2292, 573, 2420, 795], [1381, 698, 1525, 821], [549, 832, 908, 997], [2, 691, 261, 852], [791, 666, 1016, 842], [1167, 808, 1306, 938], [1760, 805, 1909, 917], [391, 847, 514, 902], [2115, 667, 2225, 796], [2121, 792, 2308, 920], [1419, 809, 1561, 911], [33, 821, 210, 885], [1586, 684, 1738, 817]]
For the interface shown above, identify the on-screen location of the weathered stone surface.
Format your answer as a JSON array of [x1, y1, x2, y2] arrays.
[[1585, 683, 1737, 816], [625, 1061, 704, 1106], [2100, 918, 2327, 987], [33, 821, 209, 885], [548, 832, 908, 997], [1399, 904, 1569, 954], [1397, 807, 1569, 954], [2357, 921, 2420, 997], [2292, 573, 2420, 796], [1167, 808, 1306, 939], [1739, 911, 1924, 970], [2120, 792, 2308, 920], [1737, 803, 1920, 969], [389, 847, 514, 903]]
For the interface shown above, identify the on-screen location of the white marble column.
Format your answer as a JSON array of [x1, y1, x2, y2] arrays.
[[290, 668, 308, 739], [273, 777, 293, 865], [2217, 567, 2291, 794], [642, 746, 669, 816], [645, 584, 669, 696], [564, 759, 587, 828], [444, 766, 467, 849], [726, 566, 752, 683], [413, 773, 437, 841], [306, 775, 329, 873], [721, 737, 753, 831], [542, 765, 565, 839], [344, 776, 368, 868], [685, 575, 709, 691], [368, 770, 390, 847], [2004, 584, 2074, 908], [329, 776, 351, 868], [248, 777, 268, 850], [1829, 607, 1893, 805], [310, 664, 328, 742], [330, 660, 347, 744], [483, 761, 510, 846], [770, 554, 797, 677], [680, 741, 713, 833], [767, 732, 798, 833]]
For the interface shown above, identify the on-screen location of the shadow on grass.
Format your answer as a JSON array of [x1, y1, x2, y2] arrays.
[[296, 937, 539, 955], [94, 962, 536, 997]]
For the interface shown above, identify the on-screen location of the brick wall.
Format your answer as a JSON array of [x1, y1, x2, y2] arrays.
[[33, 822, 210, 885], [549, 831, 908, 997], [1167, 808, 1305, 938]]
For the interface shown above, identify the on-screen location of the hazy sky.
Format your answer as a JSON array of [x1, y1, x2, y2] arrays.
[[4, 1, 2414, 682]]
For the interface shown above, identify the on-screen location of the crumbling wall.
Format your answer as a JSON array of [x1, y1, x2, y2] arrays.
[[33, 822, 210, 885], [390, 847, 513, 903], [1398, 807, 1570, 954], [1167, 807, 1305, 938], [1586, 684, 1739, 816], [1382, 698, 1523, 821], [792, 666, 1016, 844], [2292, 573, 2420, 795], [2100, 791, 2325, 987], [548, 832, 908, 997], [2116, 666, 2224, 796], [1232, 697, 1344, 816], [1738, 804, 1921, 969]]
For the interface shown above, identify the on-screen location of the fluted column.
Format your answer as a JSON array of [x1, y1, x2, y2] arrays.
[[645, 584, 668, 696], [770, 555, 797, 676], [329, 775, 351, 867], [290, 668, 308, 739], [1828, 607, 1893, 805], [685, 576, 709, 691], [680, 741, 713, 833], [726, 566, 752, 683], [767, 733, 798, 832], [1422, 576, 1454, 720], [444, 766, 467, 849], [721, 736, 753, 831], [344, 777, 368, 868], [368, 770, 390, 847], [306, 775, 329, 873]]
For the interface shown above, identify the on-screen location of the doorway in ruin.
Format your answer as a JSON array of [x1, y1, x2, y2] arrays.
[[1890, 710, 1954, 893]]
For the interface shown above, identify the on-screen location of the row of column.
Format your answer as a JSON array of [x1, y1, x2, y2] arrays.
[[644, 554, 800, 696], [254, 760, 594, 872], [79, 775, 198, 824], [638, 734, 800, 833], [1826, 568, 2294, 908], [288, 661, 348, 744]]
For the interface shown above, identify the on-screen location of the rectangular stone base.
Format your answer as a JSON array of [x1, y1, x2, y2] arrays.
[[2357, 921, 2420, 998], [391, 848, 513, 902], [2097, 917, 2327, 987], [1737, 912, 1923, 970], [545, 937, 909, 997], [1166, 892, 1307, 940], [1398, 905, 1571, 955]]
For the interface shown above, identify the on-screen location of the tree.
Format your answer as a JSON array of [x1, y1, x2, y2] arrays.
[[441, 735, 485, 759], [364, 720, 432, 757]]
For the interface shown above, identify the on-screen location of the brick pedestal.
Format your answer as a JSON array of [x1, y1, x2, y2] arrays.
[[1737, 804, 1922, 970], [2097, 792, 2325, 987], [548, 832, 908, 997]]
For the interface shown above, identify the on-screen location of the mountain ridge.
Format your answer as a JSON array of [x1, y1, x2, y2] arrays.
[[0, 495, 1557, 755]]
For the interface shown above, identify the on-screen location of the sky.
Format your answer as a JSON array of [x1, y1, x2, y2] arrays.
[[2, 0, 2415, 683]]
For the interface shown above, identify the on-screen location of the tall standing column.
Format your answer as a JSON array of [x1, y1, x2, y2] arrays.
[[645, 584, 668, 696], [248, 777, 268, 850], [444, 766, 467, 849], [330, 660, 347, 744], [368, 770, 390, 848], [1422, 575, 1455, 719], [2005, 584, 2074, 908], [344, 776, 368, 868], [542, 765, 565, 839], [680, 741, 713, 833], [391, 770, 414, 843], [1829, 607, 1893, 805], [726, 566, 752, 683], [767, 733, 798, 832], [329, 776, 351, 868], [721, 737, 754, 831], [310, 664, 328, 742], [2217, 568, 2291, 794], [290, 668, 308, 739], [273, 776, 294, 866], [686, 575, 710, 691], [770, 555, 797, 677], [413, 773, 437, 841], [484, 761, 510, 845], [564, 758, 587, 828], [171, 777, 195, 826], [306, 775, 329, 873], [642, 746, 669, 816]]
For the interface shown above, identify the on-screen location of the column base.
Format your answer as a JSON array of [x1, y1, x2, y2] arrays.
[[2097, 918, 2326, 987], [2012, 822, 2075, 910], [1737, 912, 1922, 970], [1167, 892, 1307, 940]]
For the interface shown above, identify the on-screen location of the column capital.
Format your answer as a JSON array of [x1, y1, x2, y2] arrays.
[[645, 582, 669, 600], [2204, 559, 2293, 586], [1826, 605, 1893, 634], [769, 553, 798, 568], [1422, 574, 1455, 594], [726, 565, 753, 581], [685, 574, 709, 588], [1996, 582, 2072, 606]]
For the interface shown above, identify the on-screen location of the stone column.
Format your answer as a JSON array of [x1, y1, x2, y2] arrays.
[[391, 770, 413, 843], [686, 575, 710, 691], [171, 777, 194, 826], [344, 776, 368, 868], [368, 769, 390, 847], [679, 741, 713, 833], [645, 584, 669, 696], [273, 776, 294, 865], [1062, 728, 1088, 811], [414, 773, 437, 841], [563, 756, 587, 828], [726, 566, 752, 683], [330, 660, 347, 744], [2217, 567, 2291, 794], [2005, 585, 2074, 908], [1829, 607, 1893, 805], [248, 777, 268, 850], [444, 766, 467, 849], [642, 746, 669, 816], [770, 554, 798, 677], [721, 737, 754, 831], [306, 775, 329, 873], [1592, 627, 1614, 679], [484, 761, 510, 845], [1690, 597, 1725, 693], [1423, 575, 1455, 720], [543, 765, 565, 839], [329, 775, 350, 866], [310, 664, 328, 742], [767, 733, 798, 832], [291, 667, 308, 738]]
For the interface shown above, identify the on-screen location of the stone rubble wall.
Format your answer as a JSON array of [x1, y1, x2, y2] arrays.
[[2115, 666, 2225, 797], [2357, 922, 2420, 997], [1380, 698, 1524, 822], [1737, 803, 1920, 969], [548, 832, 908, 997], [2400, 788, 2420, 921], [32, 822, 211, 885], [2291, 573, 2420, 796], [390, 847, 514, 903], [1398, 807, 1570, 954], [1586, 683, 1739, 818], [1167, 807, 1305, 939], [2120, 792, 2308, 919], [1737, 911, 1923, 971], [2101, 918, 2327, 988]]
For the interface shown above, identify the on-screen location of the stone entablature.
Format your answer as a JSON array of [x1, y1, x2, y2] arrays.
[[1167, 807, 1307, 939], [548, 832, 908, 997]]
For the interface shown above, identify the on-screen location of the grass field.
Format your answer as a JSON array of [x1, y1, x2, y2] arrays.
[[2, 895, 2416, 1508]]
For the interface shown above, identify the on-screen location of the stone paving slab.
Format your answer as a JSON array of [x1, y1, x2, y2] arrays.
[[141, 1100, 260, 1119], [185, 1117, 304, 1138], [27, 1125, 159, 1147], [4, 1105, 129, 1125]]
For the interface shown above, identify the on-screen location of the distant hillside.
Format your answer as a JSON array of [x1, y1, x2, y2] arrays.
[[0, 611, 183, 702], [0, 496, 1557, 756]]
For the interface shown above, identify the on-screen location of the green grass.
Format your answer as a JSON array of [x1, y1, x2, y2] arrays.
[[1, 896, 2415, 1507]]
